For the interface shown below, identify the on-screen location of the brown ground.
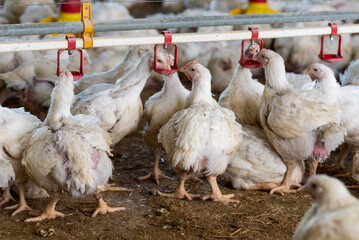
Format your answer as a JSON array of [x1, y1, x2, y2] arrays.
[[1, 86, 358, 240]]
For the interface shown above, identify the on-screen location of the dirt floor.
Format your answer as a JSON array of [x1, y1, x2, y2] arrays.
[[1, 85, 359, 240]]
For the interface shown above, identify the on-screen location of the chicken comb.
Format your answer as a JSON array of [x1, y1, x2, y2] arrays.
[[184, 60, 198, 68]]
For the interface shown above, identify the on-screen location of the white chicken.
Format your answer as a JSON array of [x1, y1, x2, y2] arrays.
[[138, 72, 190, 184], [218, 63, 313, 127], [0, 51, 90, 119], [72, 49, 172, 147], [219, 65, 264, 126], [293, 175, 359, 240], [0, 157, 15, 206], [157, 61, 242, 203], [254, 49, 345, 194], [222, 125, 304, 192], [207, 49, 238, 93], [339, 59, 359, 86], [4, 0, 56, 23], [19, 4, 57, 23], [305, 63, 359, 182], [22, 71, 123, 222], [74, 45, 152, 94], [162, 0, 211, 13], [0, 106, 42, 216], [0, 58, 58, 107]]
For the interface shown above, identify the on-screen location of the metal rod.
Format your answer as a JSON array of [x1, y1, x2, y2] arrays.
[[1, 24, 358, 53], [0, 11, 358, 37]]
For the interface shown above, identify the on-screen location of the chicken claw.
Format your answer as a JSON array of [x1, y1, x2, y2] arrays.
[[270, 183, 301, 195], [6, 184, 37, 217], [6, 203, 37, 217], [203, 176, 239, 204], [103, 183, 128, 191], [202, 193, 239, 204], [92, 191, 125, 218], [156, 171, 200, 200], [137, 167, 172, 185], [25, 192, 63, 223], [156, 189, 200, 201], [0, 187, 16, 207], [25, 210, 65, 223]]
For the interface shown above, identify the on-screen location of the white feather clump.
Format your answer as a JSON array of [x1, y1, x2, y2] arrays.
[[222, 125, 304, 190]]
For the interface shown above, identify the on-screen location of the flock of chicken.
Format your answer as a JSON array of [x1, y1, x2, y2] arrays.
[[1, 0, 359, 239]]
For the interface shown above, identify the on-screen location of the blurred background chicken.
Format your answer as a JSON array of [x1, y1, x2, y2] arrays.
[[157, 61, 242, 203], [0, 50, 91, 119], [293, 175, 359, 240], [22, 71, 123, 222], [138, 71, 189, 184]]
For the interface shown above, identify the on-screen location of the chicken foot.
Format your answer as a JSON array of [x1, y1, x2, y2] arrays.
[[25, 192, 64, 222], [137, 151, 172, 184], [270, 162, 302, 195], [91, 190, 125, 218], [5, 184, 37, 217], [250, 182, 279, 191], [156, 171, 200, 200], [0, 187, 16, 207], [202, 176, 239, 204], [103, 183, 128, 192]]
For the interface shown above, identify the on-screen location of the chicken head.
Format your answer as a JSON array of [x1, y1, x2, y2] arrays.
[[304, 63, 333, 81], [179, 60, 201, 81], [152, 48, 172, 71], [303, 175, 349, 203]]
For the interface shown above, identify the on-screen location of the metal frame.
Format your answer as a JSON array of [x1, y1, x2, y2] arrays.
[[0, 11, 358, 37], [0, 24, 359, 53]]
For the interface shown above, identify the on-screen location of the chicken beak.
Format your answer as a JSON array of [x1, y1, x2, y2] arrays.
[[164, 64, 172, 70], [179, 67, 192, 81], [303, 68, 310, 75], [179, 67, 187, 74]]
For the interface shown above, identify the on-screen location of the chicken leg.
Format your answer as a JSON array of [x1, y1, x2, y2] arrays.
[[328, 143, 351, 171], [335, 155, 355, 178], [25, 192, 64, 222], [0, 187, 16, 207], [137, 148, 172, 184], [270, 162, 302, 195], [5, 184, 37, 217], [308, 158, 318, 177], [91, 190, 125, 218], [156, 171, 200, 200], [202, 176, 239, 204]]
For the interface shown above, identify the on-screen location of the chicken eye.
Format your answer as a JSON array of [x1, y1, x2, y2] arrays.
[[311, 183, 317, 189], [157, 59, 162, 63], [261, 55, 264, 58], [314, 68, 317, 72], [191, 68, 195, 71]]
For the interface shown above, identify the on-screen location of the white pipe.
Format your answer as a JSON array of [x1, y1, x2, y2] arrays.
[[1, 24, 359, 53]]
